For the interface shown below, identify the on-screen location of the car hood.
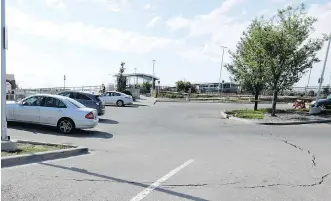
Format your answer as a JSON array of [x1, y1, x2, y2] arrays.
[[311, 99, 331, 106]]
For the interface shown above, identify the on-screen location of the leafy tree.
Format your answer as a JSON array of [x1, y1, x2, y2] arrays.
[[262, 4, 324, 116], [226, 19, 268, 110], [117, 62, 127, 92], [176, 80, 186, 92], [142, 82, 152, 91], [176, 80, 196, 93]]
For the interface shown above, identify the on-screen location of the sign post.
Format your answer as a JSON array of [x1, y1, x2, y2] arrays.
[[1, 0, 8, 141]]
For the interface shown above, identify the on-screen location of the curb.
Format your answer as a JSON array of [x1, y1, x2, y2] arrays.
[[220, 111, 229, 119], [155, 99, 289, 104], [258, 119, 331, 125], [228, 116, 255, 124], [1, 140, 88, 168]]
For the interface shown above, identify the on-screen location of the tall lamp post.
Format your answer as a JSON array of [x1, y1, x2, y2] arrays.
[[315, 34, 331, 106], [218, 46, 227, 96], [152, 60, 155, 95], [1, 0, 9, 141], [305, 67, 313, 95]]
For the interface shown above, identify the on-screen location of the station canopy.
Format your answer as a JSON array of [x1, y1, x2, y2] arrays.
[[114, 73, 160, 82]]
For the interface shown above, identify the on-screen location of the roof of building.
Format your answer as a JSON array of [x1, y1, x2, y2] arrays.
[[113, 73, 159, 80]]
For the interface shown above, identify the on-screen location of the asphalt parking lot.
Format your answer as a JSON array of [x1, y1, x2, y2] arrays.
[[2, 102, 331, 201]]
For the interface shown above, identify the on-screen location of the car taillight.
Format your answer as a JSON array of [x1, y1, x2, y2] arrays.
[[85, 112, 94, 119]]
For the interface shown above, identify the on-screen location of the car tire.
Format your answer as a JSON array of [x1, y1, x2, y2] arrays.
[[57, 118, 75, 134], [116, 100, 124, 107]]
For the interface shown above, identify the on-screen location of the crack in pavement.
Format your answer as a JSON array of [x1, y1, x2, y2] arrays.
[[242, 173, 331, 189], [162, 182, 240, 189], [262, 133, 317, 167]]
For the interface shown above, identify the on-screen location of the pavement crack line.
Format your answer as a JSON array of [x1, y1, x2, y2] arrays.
[[262, 133, 317, 167], [162, 182, 240, 188], [242, 173, 331, 189]]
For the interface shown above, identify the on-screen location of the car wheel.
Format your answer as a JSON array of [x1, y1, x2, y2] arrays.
[[116, 100, 124, 107], [57, 118, 75, 134]]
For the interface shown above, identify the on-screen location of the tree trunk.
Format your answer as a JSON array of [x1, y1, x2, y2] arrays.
[[254, 92, 259, 111], [271, 90, 278, 116]]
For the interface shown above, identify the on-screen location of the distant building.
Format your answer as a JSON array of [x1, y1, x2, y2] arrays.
[[193, 82, 239, 93]]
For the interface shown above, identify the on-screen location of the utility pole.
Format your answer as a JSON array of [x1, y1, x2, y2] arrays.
[[218, 46, 227, 96], [1, 0, 9, 141], [134, 68, 137, 86], [315, 34, 331, 106], [152, 60, 155, 95], [63, 74, 66, 90], [305, 67, 313, 96]]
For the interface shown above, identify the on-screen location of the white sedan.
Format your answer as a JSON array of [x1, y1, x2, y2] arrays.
[[6, 94, 99, 133], [101, 91, 133, 107]]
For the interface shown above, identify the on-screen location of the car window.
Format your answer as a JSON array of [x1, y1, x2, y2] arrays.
[[76, 93, 91, 100], [66, 98, 86, 108], [59, 92, 71, 97], [114, 93, 121, 96], [22, 96, 44, 106], [43, 97, 67, 108], [69, 92, 76, 99]]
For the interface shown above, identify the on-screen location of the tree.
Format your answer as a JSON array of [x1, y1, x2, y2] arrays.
[[262, 4, 324, 116], [176, 80, 186, 92], [175, 80, 196, 93], [142, 82, 152, 91], [226, 19, 269, 110], [117, 62, 127, 92]]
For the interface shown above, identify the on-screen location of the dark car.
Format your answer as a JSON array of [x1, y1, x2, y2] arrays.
[[57, 91, 105, 116], [310, 95, 331, 113]]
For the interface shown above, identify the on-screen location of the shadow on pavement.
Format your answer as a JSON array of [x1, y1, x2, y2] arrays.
[[7, 122, 113, 139], [40, 163, 208, 201], [106, 104, 149, 108], [99, 118, 119, 124]]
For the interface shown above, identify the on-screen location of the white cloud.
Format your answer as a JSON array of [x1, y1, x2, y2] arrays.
[[146, 16, 161, 27], [7, 8, 177, 54], [166, 15, 191, 31], [45, 0, 66, 9], [75, 0, 132, 12], [144, 4, 152, 10]]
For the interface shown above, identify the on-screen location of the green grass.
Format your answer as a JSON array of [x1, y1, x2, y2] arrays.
[[227, 108, 268, 119], [1, 143, 65, 157], [226, 108, 309, 119]]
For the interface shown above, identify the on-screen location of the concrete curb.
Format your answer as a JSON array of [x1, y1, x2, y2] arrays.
[[228, 116, 255, 124], [156, 99, 289, 104], [220, 111, 229, 119], [1, 140, 88, 168], [258, 119, 331, 125]]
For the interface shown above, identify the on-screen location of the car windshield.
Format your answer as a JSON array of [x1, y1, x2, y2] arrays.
[[66, 98, 86, 108]]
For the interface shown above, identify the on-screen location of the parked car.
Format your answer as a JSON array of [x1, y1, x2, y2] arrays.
[[101, 91, 133, 107], [310, 95, 331, 113], [57, 91, 105, 116], [6, 94, 99, 133]]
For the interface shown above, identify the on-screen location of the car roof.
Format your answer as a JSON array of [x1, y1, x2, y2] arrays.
[[58, 90, 98, 96], [31, 94, 69, 100]]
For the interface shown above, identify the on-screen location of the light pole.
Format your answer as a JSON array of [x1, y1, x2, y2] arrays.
[[134, 68, 137, 86], [1, 0, 9, 141], [63, 74, 66, 89], [218, 46, 227, 95], [152, 60, 155, 95], [305, 67, 313, 95], [315, 34, 331, 106]]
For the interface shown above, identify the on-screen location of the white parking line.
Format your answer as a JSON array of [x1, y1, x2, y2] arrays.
[[130, 159, 194, 201]]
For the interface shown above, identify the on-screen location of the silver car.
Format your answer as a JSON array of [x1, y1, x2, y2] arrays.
[[7, 94, 99, 133], [101, 91, 133, 107]]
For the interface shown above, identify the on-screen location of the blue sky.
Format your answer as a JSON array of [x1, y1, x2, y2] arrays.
[[4, 0, 331, 88]]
